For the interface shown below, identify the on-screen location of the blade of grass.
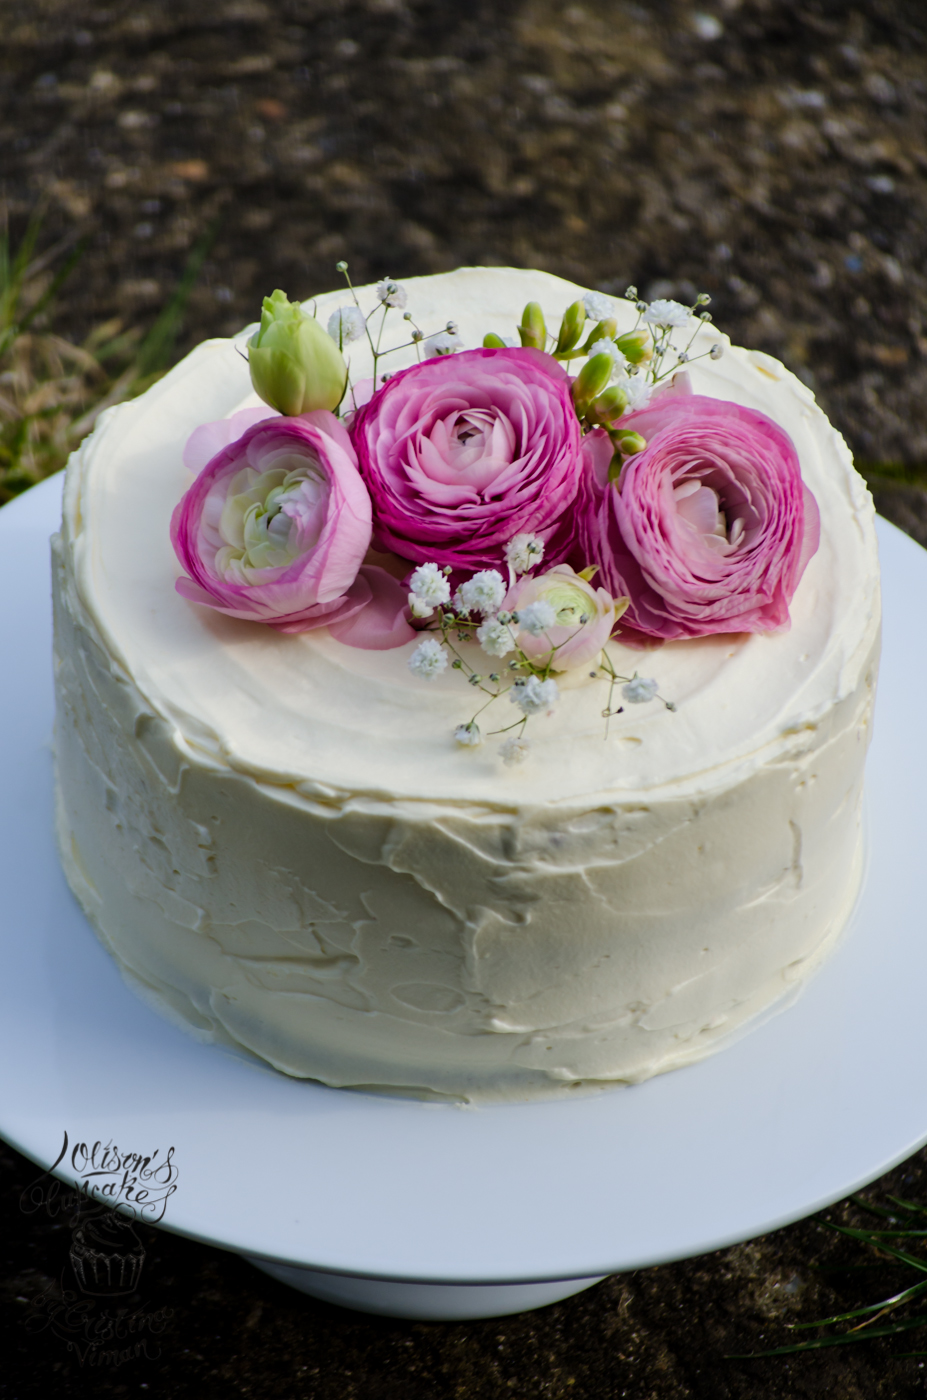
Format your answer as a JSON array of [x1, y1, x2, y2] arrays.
[[727, 1313, 927, 1358]]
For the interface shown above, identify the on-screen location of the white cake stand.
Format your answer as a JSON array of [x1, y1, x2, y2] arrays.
[[2, 476, 926, 1321]]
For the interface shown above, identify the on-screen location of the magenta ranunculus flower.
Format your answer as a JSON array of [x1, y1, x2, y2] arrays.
[[171, 411, 375, 634], [575, 395, 821, 640], [349, 347, 584, 573]]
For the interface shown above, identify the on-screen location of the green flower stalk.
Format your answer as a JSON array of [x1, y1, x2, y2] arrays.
[[249, 290, 348, 415]]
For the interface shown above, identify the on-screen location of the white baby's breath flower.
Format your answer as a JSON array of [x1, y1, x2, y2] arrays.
[[409, 595, 435, 619], [583, 290, 616, 321], [623, 374, 653, 411], [500, 734, 531, 766], [409, 562, 451, 608], [455, 570, 506, 616], [505, 533, 545, 575], [476, 617, 514, 657], [408, 637, 448, 679], [423, 329, 464, 357], [376, 279, 408, 309], [326, 305, 366, 346], [622, 675, 659, 704], [516, 600, 557, 636], [511, 675, 559, 715], [643, 298, 690, 329], [455, 722, 482, 747]]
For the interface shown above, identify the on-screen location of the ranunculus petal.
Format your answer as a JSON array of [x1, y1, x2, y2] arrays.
[[183, 407, 281, 474], [328, 566, 418, 649]]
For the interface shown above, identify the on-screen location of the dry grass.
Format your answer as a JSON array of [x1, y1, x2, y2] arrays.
[[0, 207, 211, 505]]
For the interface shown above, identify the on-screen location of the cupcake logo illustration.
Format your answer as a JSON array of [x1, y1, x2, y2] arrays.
[[68, 1207, 147, 1297], [19, 1130, 178, 1369]]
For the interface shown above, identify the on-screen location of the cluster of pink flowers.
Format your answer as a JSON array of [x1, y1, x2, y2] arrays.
[[171, 343, 819, 658]]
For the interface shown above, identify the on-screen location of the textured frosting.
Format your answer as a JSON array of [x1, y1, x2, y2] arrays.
[[52, 268, 881, 1101]]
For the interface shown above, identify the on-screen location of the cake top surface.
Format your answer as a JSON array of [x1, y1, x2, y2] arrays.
[[63, 267, 880, 808]]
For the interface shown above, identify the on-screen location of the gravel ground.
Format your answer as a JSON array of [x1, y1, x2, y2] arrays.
[[2, 1, 927, 1397]]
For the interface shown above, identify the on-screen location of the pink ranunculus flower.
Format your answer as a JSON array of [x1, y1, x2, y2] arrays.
[[171, 411, 375, 633], [575, 395, 820, 640], [505, 564, 624, 671], [349, 347, 584, 573]]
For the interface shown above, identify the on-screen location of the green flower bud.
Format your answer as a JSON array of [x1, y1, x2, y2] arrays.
[[555, 300, 587, 355], [614, 430, 647, 455], [571, 352, 614, 415], [614, 329, 651, 364], [607, 452, 623, 484], [580, 318, 617, 354], [518, 301, 547, 351], [588, 385, 628, 424], [248, 289, 347, 415], [483, 332, 508, 349]]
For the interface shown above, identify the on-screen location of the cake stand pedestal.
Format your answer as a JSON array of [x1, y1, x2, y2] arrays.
[[244, 1259, 606, 1320], [2, 477, 927, 1322]]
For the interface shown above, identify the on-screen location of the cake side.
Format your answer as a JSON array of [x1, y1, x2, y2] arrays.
[[51, 269, 881, 1102]]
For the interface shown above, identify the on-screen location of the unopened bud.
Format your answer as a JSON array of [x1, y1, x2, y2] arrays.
[[335, 260, 349, 272], [571, 352, 614, 414], [625, 285, 638, 301], [696, 292, 711, 305], [555, 300, 587, 355], [615, 430, 647, 455], [249, 289, 347, 415], [518, 301, 547, 351], [709, 343, 724, 359], [588, 384, 628, 424], [581, 318, 617, 354], [483, 332, 508, 349], [615, 328, 651, 364]]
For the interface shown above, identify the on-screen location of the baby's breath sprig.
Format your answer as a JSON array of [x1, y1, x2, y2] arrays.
[[406, 546, 673, 765], [328, 263, 465, 412], [596, 649, 676, 738]]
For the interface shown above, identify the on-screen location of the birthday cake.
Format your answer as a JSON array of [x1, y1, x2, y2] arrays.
[[52, 268, 880, 1102]]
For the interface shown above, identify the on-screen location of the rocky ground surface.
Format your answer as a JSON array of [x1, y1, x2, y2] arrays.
[[2, 1, 927, 1396]]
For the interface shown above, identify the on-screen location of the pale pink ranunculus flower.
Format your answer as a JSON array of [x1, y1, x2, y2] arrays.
[[574, 395, 820, 640], [504, 564, 622, 671], [171, 411, 390, 636], [349, 347, 584, 574]]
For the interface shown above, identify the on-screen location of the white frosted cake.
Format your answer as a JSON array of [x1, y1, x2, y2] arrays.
[[52, 268, 880, 1102]]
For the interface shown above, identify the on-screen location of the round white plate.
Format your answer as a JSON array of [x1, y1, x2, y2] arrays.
[[2, 475, 926, 1290]]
